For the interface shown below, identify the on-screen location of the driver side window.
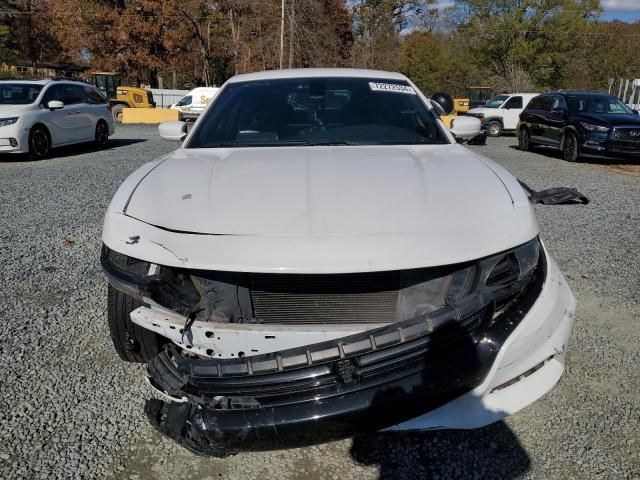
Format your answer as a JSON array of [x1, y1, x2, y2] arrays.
[[553, 96, 567, 111], [503, 96, 523, 109], [41, 85, 64, 106]]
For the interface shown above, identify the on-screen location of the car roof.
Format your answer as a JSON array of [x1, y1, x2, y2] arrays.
[[545, 91, 613, 97], [227, 68, 408, 84], [0, 79, 50, 85], [0, 79, 96, 87]]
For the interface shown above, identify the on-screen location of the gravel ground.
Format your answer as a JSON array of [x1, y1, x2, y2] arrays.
[[0, 126, 638, 480]]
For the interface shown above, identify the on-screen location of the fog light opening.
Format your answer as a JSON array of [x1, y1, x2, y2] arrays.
[[490, 354, 557, 393]]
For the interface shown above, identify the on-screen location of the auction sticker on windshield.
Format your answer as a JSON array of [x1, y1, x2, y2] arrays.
[[369, 82, 416, 94]]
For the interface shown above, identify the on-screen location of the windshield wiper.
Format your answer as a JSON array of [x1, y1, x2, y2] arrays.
[[299, 139, 359, 146]]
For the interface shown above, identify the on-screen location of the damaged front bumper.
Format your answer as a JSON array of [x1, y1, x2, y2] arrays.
[[140, 250, 574, 457]]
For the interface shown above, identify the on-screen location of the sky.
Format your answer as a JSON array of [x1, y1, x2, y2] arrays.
[[430, 0, 640, 23], [600, 0, 640, 22]]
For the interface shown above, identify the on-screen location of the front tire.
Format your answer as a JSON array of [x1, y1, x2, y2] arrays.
[[28, 126, 51, 160], [111, 104, 124, 122], [486, 121, 503, 137], [518, 127, 531, 151], [107, 285, 164, 362], [563, 132, 579, 162], [95, 121, 109, 148]]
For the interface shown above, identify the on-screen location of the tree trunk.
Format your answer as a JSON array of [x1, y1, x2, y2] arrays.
[[288, 0, 295, 68]]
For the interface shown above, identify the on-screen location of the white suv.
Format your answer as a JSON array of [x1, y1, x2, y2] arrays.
[[466, 93, 538, 137], [0, 79, 115, 159]]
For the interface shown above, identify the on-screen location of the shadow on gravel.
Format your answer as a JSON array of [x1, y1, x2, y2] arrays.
[[0, 138, 147, 163], [350, 422, 530, 480]]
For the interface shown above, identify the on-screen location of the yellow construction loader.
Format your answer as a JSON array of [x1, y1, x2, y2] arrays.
[[92, 72, 156, 122]]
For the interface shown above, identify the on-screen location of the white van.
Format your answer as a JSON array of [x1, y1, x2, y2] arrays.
[[171, 87, 220, 120], [465, 93, 539, 137]]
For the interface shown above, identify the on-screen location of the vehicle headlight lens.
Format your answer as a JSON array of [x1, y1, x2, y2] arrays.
[[580, 122, 609, 133], [102, 245, 152, 277], [101, 245, 200, 314], [0, 117, 19, 127], [477, 238, 540, 305]]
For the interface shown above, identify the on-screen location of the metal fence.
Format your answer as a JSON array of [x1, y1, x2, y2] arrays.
[[608, 78, 640, 110], [149, 88, 189, 108]]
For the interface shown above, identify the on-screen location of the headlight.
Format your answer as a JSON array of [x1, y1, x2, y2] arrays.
[[580, 122, 609, 133], [0, 117, 18, 127], [101, 245, 200, 314], [476, 238, 540, 305]]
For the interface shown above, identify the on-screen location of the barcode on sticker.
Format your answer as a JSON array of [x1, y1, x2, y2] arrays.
[[369, 82, 416, 94]]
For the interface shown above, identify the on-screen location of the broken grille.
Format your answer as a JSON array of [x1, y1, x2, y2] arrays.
[[249, 273, 400, 325]]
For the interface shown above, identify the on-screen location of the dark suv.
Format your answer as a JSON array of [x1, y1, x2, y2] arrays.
[[517, 91, 640, 161]]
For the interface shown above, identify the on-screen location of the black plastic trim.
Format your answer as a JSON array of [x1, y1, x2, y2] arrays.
[[144, 253, 546, 456]]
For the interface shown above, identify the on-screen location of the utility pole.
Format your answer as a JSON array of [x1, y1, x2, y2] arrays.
[[279, 0, 285, 69], [288, 0, 295, 68]]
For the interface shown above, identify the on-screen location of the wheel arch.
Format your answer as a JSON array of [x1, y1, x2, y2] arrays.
[[484, 116, 504, 126], [559, 126, 579, 150], [110, 100, 131, 108], [29, 122, 52, 143]]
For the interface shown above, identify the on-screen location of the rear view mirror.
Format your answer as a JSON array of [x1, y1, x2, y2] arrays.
[[450, 116, 482, 140], [159, 121, 188, 142], [47, 100, 64, 110]]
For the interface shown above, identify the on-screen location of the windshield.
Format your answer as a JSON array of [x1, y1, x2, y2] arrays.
[[175, 95, 192, 107], [0, 83, 44, 105], [567, 95, 633, 115], [484, 95, 509, 108], [187, 77, 447, 148]]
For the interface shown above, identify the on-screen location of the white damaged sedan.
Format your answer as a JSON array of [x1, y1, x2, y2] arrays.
[[101, 68, 576, 456]]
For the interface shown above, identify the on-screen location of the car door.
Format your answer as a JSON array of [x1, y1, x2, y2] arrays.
[[544, 95, 568, 147], [525, 96, 548, 143], [39, 84, 83, 145], [84, 85, 112, 129], [65, 84, 96, 141], [500, 95, 523, 129], [528, 96, 555, 145]]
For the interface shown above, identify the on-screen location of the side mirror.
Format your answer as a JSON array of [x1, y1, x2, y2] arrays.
[[159, 121, 188, 142], [633, 110, 639, 115], [47, 100, 64, 110], [431, 91, 455, 115], [450, 116, 482, 140]]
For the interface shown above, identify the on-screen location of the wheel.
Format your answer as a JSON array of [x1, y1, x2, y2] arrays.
[[486, 121, 503, 137], [518, 127, 531, 151], [95, 121, 109, 148], [107, 284, 165, 362], [111, 104, 124, 122], [563, 132, 579, 162], [28, 125, 51, 160]]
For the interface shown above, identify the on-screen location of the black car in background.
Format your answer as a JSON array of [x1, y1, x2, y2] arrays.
[[517, 91, 640, 161]]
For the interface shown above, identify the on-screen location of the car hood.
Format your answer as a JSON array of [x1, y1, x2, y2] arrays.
[[0, 105, 28, 116], [466, 107, 501, 115], [573, 113, 640, 127], [105, 144, 538, 272], [124, 145, 525, 236]]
